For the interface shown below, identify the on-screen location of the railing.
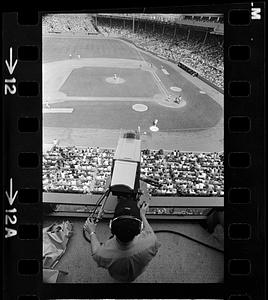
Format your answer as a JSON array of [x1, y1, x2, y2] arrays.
[[178, 19, 224, 30], [43, 192, 223, 219], [97, 13, 224, 31], [43, 192, 224, 207]]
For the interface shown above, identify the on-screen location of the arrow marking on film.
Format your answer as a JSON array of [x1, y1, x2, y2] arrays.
[[5, 178, 18, 206], [5, 47, 18, 75]]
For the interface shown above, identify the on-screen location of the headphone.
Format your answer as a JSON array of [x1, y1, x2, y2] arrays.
[[109, 215, 143, 236]]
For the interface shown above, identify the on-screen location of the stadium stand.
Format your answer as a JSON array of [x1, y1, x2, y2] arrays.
[[43, 14, 98, 34], [96, 18, 223, 89], [43, 146, 224, 197], [183, 15, 224, 23]]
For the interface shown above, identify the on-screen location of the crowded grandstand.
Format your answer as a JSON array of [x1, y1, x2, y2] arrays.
[[43, 145, 223, 197], [43, 14, 98, 34], [96, 17, 223, 89]]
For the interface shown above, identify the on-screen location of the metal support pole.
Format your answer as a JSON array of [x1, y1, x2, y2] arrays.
[[133, 15, 135, 33], [187, 28, 190, 41], [173, 25, 177, 40], [110, 17, 111, 28], [144, 20, 146, 31], [123, 19, 125, 29], [203, 31, 208, 44], [153, 22, 155, 33], [162, 24, 165, 35]]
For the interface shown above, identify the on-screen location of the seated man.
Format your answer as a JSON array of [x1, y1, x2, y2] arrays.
[[84, 199, 161, 282]]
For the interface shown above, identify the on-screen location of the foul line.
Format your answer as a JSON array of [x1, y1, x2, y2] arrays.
[[151, 71, 169, 98], [129, 41, 170, 98]]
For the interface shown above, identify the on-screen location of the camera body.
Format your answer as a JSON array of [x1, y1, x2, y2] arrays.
[[110, 131, 141, 197]]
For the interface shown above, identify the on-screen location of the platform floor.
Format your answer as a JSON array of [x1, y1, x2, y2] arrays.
[[44, 217, 224, 283]]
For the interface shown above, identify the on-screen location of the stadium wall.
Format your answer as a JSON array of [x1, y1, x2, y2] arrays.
[[196, 73, 224, 94], [43, 192, 224, 207], [46, 31, 99, 36], [45, 145, 224, 154]]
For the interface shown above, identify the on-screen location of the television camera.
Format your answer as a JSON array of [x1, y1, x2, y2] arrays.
[[84, 129, 161, 226]]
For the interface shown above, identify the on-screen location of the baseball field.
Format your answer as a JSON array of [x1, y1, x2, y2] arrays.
[[43, 35, 224, 151]]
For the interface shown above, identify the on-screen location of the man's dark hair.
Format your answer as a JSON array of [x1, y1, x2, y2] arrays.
[[112, 218, 141, 243]]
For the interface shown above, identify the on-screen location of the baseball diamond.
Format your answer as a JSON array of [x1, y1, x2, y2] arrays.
[[43, 35, 223, 151]]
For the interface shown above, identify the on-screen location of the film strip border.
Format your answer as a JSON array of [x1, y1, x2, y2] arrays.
[[2, 4, 265, 300], [224, 4, 265, 300]]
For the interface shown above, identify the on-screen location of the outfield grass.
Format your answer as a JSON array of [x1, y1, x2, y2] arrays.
[[43, 37, 140, 63]]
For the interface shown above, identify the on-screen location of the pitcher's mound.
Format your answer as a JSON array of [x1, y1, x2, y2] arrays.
[[105, 77, 125, 84]]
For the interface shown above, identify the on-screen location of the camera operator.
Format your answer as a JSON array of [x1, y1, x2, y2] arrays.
[[84, 200, 161, 282]]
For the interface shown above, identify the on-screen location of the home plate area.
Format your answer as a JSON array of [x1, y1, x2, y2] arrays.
[[132, 104, 148, 112]]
